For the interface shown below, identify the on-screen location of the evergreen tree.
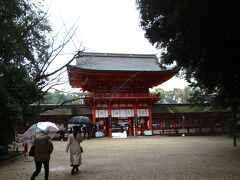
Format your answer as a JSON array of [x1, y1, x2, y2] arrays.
[[0, 0, 51, 149], [136, 0, 240, 145]]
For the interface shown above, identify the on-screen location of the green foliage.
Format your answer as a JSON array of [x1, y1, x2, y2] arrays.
[[136, 0, 240, 107], [0, 0, 51, 147], [137, 1, 240, 145], [151, 87, 191, 104], [41, 91, 85, 105]]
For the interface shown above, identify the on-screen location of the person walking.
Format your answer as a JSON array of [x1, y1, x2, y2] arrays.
[[82, 124, 87, 139], [125, 124, 130, 138], [66, 125, 84, 175], [30, 131, 53, 180], [23, 139, 29, 157]]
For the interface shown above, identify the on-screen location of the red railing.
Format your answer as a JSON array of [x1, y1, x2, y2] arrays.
[[88, 92, 160, 98]]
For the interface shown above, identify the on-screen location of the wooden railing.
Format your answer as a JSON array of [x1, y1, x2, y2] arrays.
[[89, 92, 160, 98]]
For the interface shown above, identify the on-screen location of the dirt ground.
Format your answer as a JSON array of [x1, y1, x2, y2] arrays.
[[0, 135, 240, 180]]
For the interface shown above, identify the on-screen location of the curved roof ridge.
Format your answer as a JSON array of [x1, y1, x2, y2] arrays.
[[76, 52, 168, 71]]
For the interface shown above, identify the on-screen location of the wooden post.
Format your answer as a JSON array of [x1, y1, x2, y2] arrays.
[[108, 106, 112, 137], [134, 106, 137, 136], [148, 106, 153, 130], [92, 107, 96, 125]]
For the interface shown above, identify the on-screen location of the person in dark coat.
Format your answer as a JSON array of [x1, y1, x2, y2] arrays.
[[125, 124, 130, 138], [30, 132, 53, 180]]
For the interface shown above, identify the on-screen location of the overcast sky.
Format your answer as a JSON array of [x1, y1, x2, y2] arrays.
[[44, 0, 189, 91]]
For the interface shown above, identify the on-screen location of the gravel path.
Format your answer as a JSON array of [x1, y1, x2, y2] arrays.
[[0, 135, 240, 180]]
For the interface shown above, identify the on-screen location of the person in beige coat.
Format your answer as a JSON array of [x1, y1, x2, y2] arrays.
[[30, 132, 53, 180], [66, 125, 84, 175]]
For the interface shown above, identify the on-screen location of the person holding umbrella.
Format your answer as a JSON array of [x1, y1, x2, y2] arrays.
[[30, 130, 54, 180], [66, 125, 84, 175], [22, 122, 58, 180]]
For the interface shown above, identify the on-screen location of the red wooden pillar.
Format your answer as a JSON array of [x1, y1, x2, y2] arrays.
[[148, 106, 153, 130], [134, 105, 137, 136], [173, 116, 176, 128], [108, 106, 112, 137], [92, 106, 96, 125]]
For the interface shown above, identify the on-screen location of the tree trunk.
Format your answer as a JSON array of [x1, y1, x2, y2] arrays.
[[231, 104, 238, 147]]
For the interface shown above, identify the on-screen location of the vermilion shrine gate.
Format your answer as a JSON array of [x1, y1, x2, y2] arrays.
[[67, 52, 177, 137]]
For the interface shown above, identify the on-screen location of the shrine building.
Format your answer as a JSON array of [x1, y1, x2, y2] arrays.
[[67, 52, 178, 137]]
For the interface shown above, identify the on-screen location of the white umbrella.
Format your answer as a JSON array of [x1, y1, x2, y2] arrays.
[[22, 121, 59, 140]]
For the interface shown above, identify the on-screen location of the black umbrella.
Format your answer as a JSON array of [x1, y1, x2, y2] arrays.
[[68, 116, 92, 125]]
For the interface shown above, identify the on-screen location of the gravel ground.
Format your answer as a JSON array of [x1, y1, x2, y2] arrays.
[[0, 135, 240, 180]]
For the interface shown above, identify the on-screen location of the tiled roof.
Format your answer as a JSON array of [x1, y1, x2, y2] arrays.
[[76, 52, 167, 71]]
